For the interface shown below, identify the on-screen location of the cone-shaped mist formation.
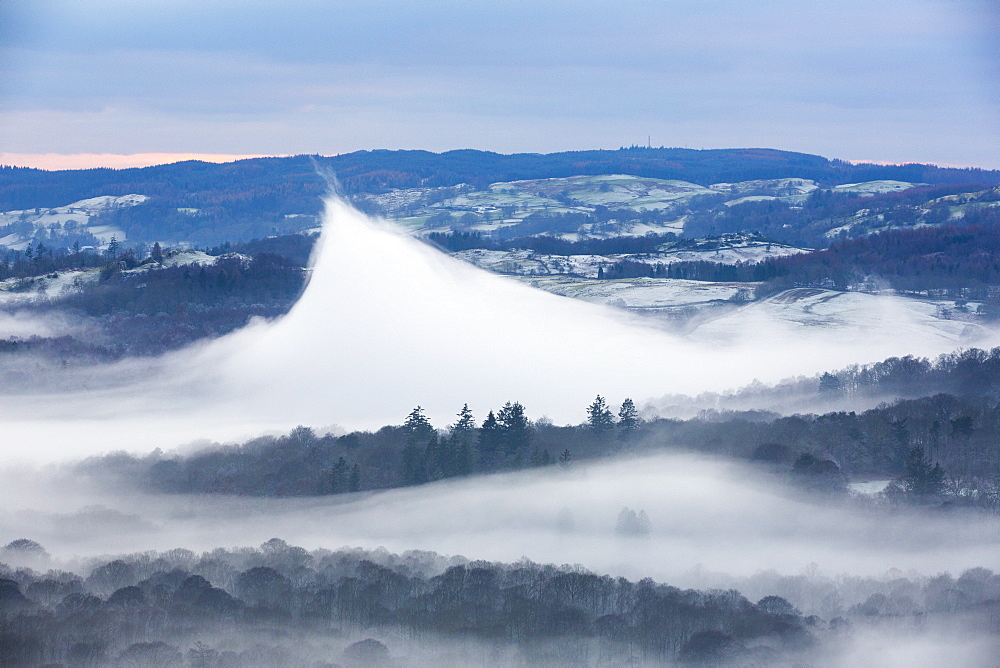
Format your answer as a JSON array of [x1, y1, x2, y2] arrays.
[[0, 197, 995, 460]]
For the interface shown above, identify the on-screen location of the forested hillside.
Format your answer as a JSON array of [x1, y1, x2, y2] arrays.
[[6, 540, 992, 666], [2, 148, 999, 247], [604, 205, 1000, 298], [74, 348, 1000, 511], [5, 148, 998, 212]]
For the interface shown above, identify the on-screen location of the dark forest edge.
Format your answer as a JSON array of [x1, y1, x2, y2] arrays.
[[77, 347, 1000, 511]]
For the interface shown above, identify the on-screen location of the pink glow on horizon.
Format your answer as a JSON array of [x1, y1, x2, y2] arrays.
[[0, 153, 290, 171]]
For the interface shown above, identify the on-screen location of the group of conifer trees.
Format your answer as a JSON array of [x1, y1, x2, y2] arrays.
[[397, 396, 642, 486]]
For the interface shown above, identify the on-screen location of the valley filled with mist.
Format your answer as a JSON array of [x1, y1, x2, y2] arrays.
[[2, 152, 1000, 665]]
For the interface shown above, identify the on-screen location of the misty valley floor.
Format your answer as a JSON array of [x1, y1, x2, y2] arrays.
[[2, 453, 999, 666]]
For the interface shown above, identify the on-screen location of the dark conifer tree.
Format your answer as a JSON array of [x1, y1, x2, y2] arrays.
[[451, 404, 476, 445], [478, 411, 503, 464], [403, 406, 434, 445], [587, 395, 615, 434], [497, 401, 531, 455], [424, 433, 442, 481], [348, 463, 360, 492], [902, 447, 946, 497], [617, 398, 640, 438], [558, 449, 572, 469]]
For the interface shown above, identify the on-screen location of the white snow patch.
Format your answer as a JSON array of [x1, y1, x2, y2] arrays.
[[519, 276, 750, 312], [849, 479, 893, 495], [710, 178, 818, 200], [832, 180, 921, 195], [724, 195, 779, 207], [158, 249, 217, 267]]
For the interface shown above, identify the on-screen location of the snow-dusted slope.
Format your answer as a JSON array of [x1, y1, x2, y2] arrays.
[[356, 174, 935, 241], [710, 177, 819, 205], [832, 180, 921, 195], [0, 249, 246, 310], [517, 276, 752, 313], [362, 174, 705, 238], [0, 269, 100, 305], [454, 235, 808, 278], [0, 194, 146, 249], [505, 276, 980, 350], [156, 249, 249, 267]]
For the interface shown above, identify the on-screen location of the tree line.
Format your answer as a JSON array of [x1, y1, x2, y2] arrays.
[[6, 148, 997, 212], [4, 539, 996, 666], [426, 228, 677, 255], [78, 374, 1000, 509], [5, 150, 998, 249]]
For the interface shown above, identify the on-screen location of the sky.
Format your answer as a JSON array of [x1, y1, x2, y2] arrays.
[[0, 0, 998, 169]]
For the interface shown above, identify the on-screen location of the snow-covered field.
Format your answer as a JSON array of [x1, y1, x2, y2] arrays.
[[0, 269, 100, 305], [0, 250, 240, 313], [0, 194, 146, 249], [157, 248, 242, 267], [391, 174, 704, 237], [361, 174, 818, 238], [353, 174, 930, 240], [517, 276, 751, 313], [710, 177, 819, 205], [832, 180, 921, 195], [453, 235, 808, 278]]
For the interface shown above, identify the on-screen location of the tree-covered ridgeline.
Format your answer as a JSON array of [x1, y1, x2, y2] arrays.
[[426, 228, 679, 255], [5, 148, 998, 213], [3, 148, 999, 248], [1, 540, 996, 666], [78, 349, 1000, 510]]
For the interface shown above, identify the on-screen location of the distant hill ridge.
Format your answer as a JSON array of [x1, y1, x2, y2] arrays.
[[2, 147, 999, 212]]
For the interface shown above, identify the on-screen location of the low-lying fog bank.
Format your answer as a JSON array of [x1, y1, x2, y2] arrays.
[[2, 452, 996, 602], [2, 530, 998, 667], [1, 197, 998, 462]]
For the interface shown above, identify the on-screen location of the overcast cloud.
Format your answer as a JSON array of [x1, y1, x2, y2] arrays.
[[1, 0, 998, 167]]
